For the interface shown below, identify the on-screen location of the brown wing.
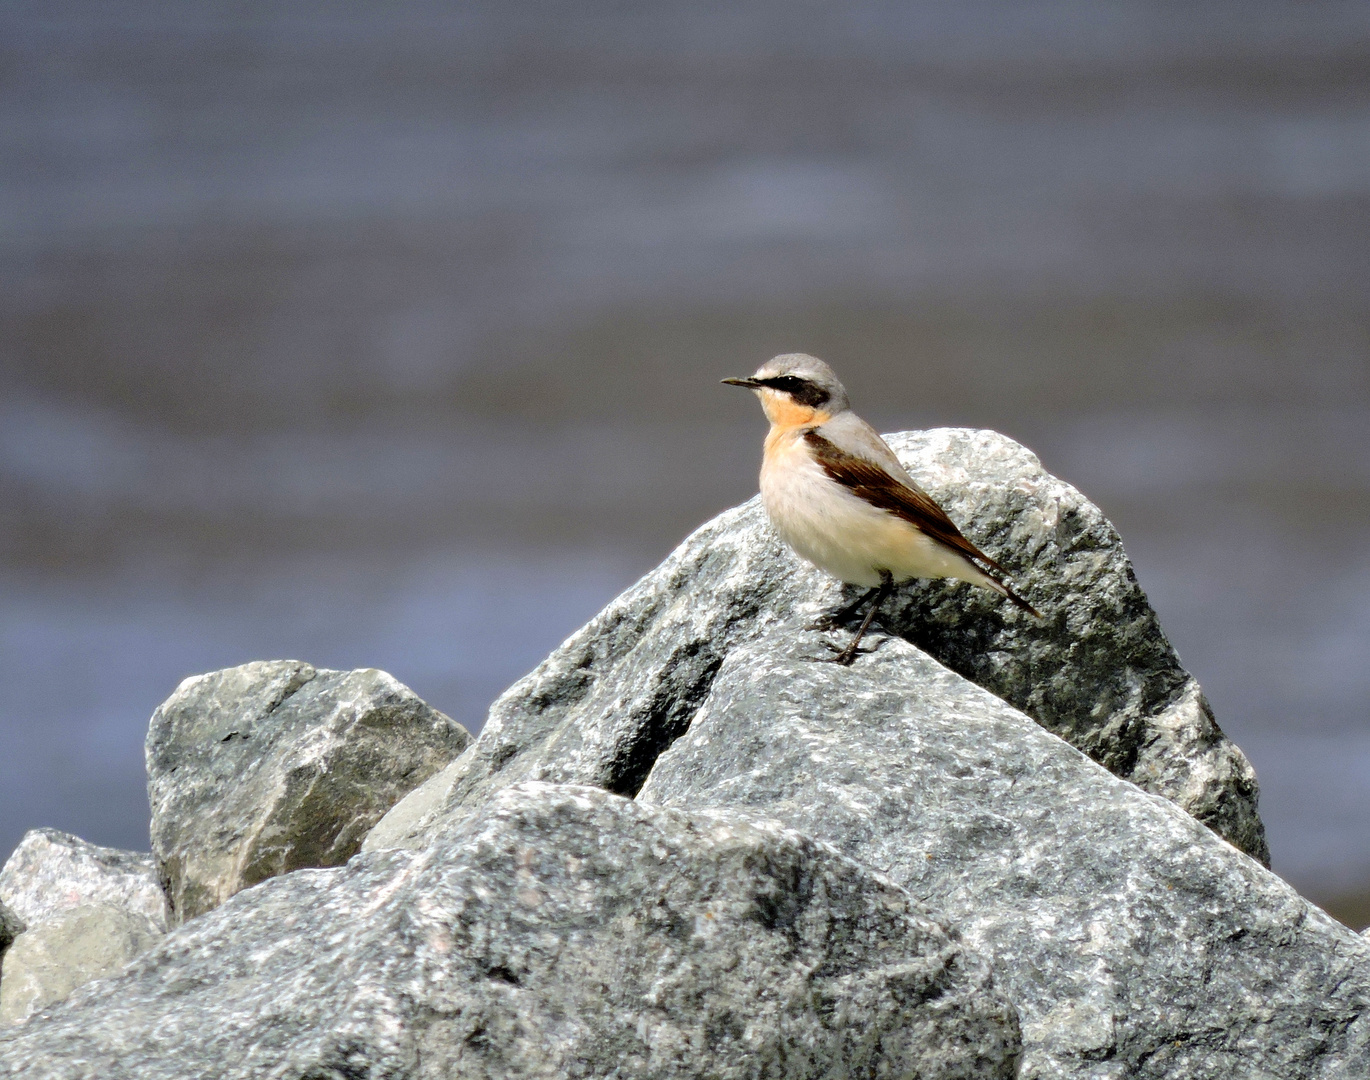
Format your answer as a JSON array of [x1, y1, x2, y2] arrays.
[[803, 429, 1008, 575]]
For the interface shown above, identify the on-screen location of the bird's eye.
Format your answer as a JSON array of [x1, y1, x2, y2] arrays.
[[763, 376, 829, 408]]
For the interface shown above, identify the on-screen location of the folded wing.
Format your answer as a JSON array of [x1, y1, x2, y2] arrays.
[[803, 429, 1039, 616]]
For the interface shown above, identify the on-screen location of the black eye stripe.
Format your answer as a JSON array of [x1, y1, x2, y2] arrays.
[[759, 376, 831, 408]]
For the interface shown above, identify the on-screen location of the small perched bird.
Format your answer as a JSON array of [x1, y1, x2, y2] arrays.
[[724, 353, 1039, 663]]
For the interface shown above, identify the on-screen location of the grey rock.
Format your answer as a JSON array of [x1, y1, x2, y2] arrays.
[[0, 829, 169, 933], [0, 905, 162, 1026], [366, 428, 1265, 863], [875, 430, 1264, 863], [0, 904, 22, 957], [0, 901, 22, 1005], [148, 660, 471, 922], [0, 832, 170, 1024], [0, 783, 1021, 1080], [637, 630, 1370, 1079], [360, 743, 473, 852]]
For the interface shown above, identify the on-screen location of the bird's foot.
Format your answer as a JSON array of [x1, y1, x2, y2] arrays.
[[815, 635, 886, 665]]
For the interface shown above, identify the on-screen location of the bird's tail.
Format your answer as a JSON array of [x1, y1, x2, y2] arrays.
[[986, 574, 1042, 618]]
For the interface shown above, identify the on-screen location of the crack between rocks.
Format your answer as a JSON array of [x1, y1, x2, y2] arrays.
[[604, 646, 727, 799]]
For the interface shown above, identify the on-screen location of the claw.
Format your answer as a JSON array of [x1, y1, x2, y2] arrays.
[[813, 636, 884, 665]]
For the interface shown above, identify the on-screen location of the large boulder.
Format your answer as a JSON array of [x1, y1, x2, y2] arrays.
[[365, 428, 1265, 863], [0, 830, 170, 1027], [636, 629, 1370, 1079], [147, 660, 471, 922], [0, 783, 1021, 1080]]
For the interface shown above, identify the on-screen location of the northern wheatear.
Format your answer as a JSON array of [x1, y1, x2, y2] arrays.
[[724, 353, 1039, 664]]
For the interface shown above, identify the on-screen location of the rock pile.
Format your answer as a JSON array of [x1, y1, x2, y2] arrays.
[[0, 666, 467, 1029], [638, 633, 1367, 1077], [0, 784, 1021, 1079], [0, 428, 1363, 1080], [365, 429, 1265, 863]]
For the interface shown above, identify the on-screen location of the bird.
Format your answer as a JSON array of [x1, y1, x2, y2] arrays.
[[723, 353, 1039, 664]]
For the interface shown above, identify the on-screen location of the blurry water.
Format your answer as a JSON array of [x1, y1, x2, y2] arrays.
[[2, 1, 1368, 913], [1038, 407, 1370, 894], [0, 549, 638, 856]]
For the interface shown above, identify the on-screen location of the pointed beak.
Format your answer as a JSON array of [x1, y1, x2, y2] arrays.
[[721, 377, 763, 389]]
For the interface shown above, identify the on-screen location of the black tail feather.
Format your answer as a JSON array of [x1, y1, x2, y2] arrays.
[[999, 580, 1041, 618]]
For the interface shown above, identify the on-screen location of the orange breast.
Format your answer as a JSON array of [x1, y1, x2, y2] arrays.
[[759, 389, 829, 433]]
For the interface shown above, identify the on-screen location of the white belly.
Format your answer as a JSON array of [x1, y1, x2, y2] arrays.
[[759, 434, 988, 588]]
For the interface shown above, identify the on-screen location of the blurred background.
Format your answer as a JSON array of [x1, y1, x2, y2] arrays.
[[2, 2, 1368, 921]]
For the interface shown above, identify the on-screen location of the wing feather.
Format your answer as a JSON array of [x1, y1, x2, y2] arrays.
[[802, 429, 1008, 575]]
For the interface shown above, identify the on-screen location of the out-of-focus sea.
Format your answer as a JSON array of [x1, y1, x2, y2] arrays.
[[2, 3, 1369, 920]]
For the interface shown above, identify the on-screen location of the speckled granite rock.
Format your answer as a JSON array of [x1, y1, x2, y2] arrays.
[[874, 430, 1263, 862], [0, 832, 169, 1027], [0, 784, 1021, 1080], [636, 630, 1370, 1080], [148, 660, 471, 922], [0, 829, 169, 933], [0, 906, 162, 1026], [366, 428, 1264, 863], [361, 743, 475, 851]]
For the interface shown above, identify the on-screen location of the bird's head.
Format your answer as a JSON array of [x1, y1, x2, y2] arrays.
[[721, 353, 850, 429]]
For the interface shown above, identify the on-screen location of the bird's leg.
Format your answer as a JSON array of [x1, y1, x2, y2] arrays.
[[830, 570, 894, 666], [806, 585, 881, 631]]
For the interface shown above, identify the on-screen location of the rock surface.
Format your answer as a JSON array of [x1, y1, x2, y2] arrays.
[[875, 430, 1263, 862], [0, 903, 21, 1009], [0, 783, 1021, 1080], [366, 428, 1265, 863], [636, 629, 1370, 1079], [147, 660, 471, 922], [0, 829, 169, 933], [0, 904, 22, 958], [0, 830, 172, 1027], [361, 744, 473, 851], [0, 906, 162, 1026]]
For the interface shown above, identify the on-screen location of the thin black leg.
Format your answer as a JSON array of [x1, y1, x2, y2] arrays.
[[806, 585, 881, 631], [831, 570, 894, 666]]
